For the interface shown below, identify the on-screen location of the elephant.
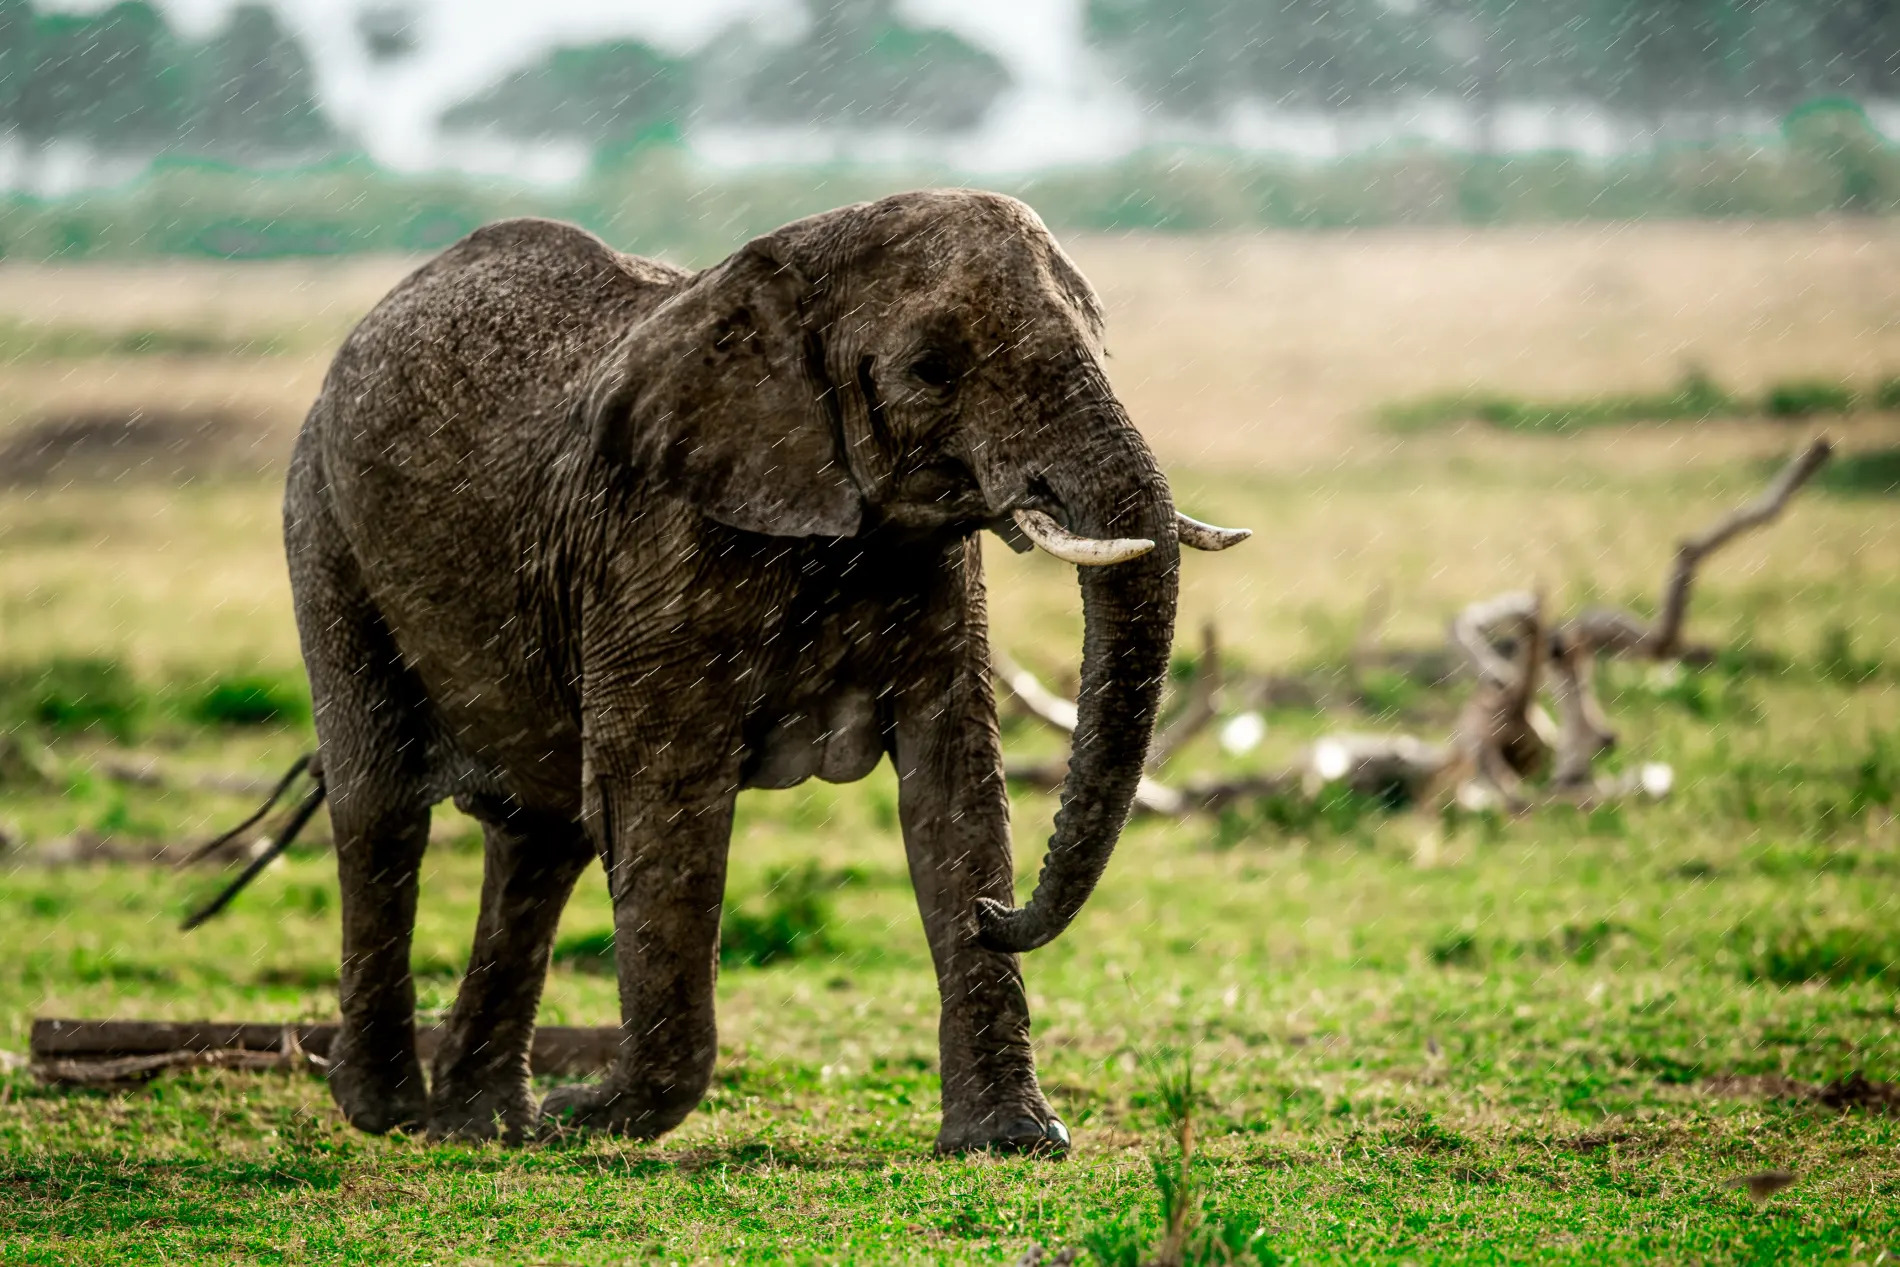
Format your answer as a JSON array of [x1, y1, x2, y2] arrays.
[[284, 189, 1248, 1155]]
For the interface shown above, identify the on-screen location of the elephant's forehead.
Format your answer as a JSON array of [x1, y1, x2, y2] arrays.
[[852, 237, 1100, 346]]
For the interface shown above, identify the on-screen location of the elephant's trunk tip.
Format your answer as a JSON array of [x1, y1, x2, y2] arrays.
[[972, 896, 1058, 955]]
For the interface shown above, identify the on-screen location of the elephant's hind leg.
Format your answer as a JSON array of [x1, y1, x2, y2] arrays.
[[288, 449, 435, 1135], [325, 793, 432, 1134], [428, 805, 593, 1141], [302, 626, 434, 1135]]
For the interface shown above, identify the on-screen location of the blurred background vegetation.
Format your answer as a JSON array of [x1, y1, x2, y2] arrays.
[[0, 0, 1896, 264]]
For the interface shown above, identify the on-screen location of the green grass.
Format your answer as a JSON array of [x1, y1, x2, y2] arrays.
[[3, 445, 1899, 1262], [551, 862, 857, 973], [0, 318, 289, 361], [1763, 380, 1859, 420], [0, 660, 313, 742], [1814, 447, 1900, 497], [1378, 370, 1898, 434]]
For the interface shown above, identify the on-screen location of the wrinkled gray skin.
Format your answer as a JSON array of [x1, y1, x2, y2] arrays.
[[286, 190, 1179, 1154]]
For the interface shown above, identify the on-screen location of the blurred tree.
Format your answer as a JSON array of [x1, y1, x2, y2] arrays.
[[1784, 97, 1899, 212], [13, 2, 187, 153], [439, 41, 690, 153], [1085, 0, 1446, 117], [1816, 1, 1900, 97], [1086, 0, 1900, 130], [0, 0, 31, 125], [187, 4, 336, 157], [356, 4, 420, 64], [2, 0, 338, 163], [720, 0, 1012, 131]]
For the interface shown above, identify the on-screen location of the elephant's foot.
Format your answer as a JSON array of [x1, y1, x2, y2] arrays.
[[537, 1081, 700, 1140], [427, 1075, 537, 1143], [936, 1102, 1071, 1157], [326, 1031, 427, 1135]]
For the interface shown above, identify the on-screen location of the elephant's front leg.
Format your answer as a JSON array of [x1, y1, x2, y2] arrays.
[[893, 567, 1066, 1155], [539, 768, 735, 1139]]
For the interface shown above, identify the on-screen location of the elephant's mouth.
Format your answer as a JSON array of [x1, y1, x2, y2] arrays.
[[859, 422, 1256, 576], [859, 455, 991, 534]]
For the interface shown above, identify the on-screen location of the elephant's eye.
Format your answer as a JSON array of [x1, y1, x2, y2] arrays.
[[908, 351, 958, 389]]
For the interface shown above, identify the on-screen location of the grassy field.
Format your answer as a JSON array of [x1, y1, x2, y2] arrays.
[[1, 227, 1898, 1263]]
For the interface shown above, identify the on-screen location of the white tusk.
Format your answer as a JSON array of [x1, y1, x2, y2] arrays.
[[1011, 509, 1154, 566], [1175, 512, 1252, 551]]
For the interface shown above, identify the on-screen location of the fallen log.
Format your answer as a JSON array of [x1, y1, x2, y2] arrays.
[[1004, 760, 1298, 816], [29, 1017, 622, 1083], [33, 1046, 324, 1086]]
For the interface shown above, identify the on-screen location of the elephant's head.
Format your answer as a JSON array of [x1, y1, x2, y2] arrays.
[[575, 189, 1246, 953]]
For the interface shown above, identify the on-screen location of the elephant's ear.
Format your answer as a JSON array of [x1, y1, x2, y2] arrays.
[[573, 239, 862, 537]]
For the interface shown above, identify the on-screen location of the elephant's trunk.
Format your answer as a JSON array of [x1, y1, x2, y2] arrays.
[[975, 408, 1179, 954]]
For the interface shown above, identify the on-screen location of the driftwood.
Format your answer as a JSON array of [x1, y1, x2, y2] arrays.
[[33, 1046, 327, 1086], [1563, 437, 1833, 661], [28, 1017, 622, 1084], [98, 755, 281, 799], [1307, 733, 1449, 801], [999, 440, 1831, 819], [1147, 621, 1225, 769], [1003, 759, 1298, 817], [994, 654, 1187, 815], [0, 734, 58, 790], [1445, 589, 1553, 808], [1444, 439, 1833, 805]]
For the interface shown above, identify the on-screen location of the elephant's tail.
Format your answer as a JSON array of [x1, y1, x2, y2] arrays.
[[179, 752, 326, 930]]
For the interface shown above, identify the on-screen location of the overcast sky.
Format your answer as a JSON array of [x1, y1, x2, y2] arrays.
[[36, 0, 1864, 182]]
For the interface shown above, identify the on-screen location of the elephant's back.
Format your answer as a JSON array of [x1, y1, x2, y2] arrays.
[[309, 217, 676, 585], [291, 220, 683, 802], [320, 218, 683, 466]]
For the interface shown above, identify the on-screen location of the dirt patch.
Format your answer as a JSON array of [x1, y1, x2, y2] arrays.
[[1549, 1126, 1684, 1157], [0, 409, 270, 486], [1702, 1071, 1900, 1114], [1551, 1129, 1638, 1154]]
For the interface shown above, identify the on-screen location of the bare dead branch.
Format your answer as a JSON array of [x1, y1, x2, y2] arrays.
[[97, 755, 286, 798], [1514, 598, 1548, 720], [1002, 760, 1185, 816], [33, 1046, 326, 1086], [1648, 438, 1832, 656], [994, 654, 1077, 733], [1450, 590, 1540, 689], [1432, 443, 1831, 799], [31, 1018, 622, 1080], [1148, 621, 1223, 769], [1555, 439, 1833, 661], [1557, 606, 1652, 657], [1177, 771, 1303, 815], [1306, 734, 1450, 799], [1445, 591, 1554, 810], [1548, 641, 1616, 788]]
